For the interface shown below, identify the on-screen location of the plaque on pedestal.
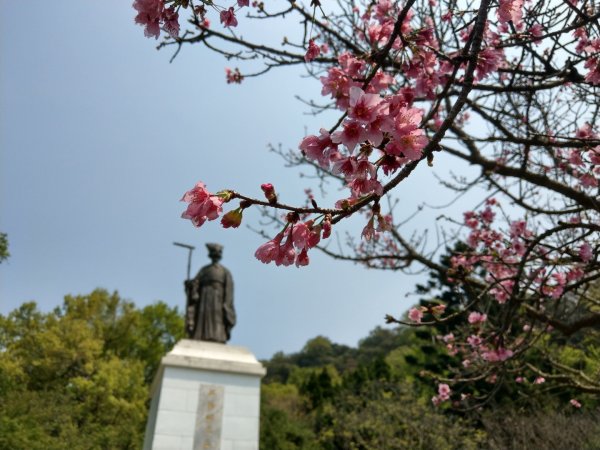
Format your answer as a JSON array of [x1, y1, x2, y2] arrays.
[[144, 339, 266, 450]]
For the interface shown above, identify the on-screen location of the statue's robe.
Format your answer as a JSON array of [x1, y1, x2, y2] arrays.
[[189, 263, 235, 343]]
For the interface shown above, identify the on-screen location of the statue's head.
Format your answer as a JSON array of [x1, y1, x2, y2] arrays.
[[206, 243, 223, 263]]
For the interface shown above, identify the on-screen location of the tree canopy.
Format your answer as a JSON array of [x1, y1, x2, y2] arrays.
[[0, 289, 183, 449]]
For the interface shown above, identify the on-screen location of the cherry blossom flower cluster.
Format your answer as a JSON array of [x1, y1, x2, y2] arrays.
[[133, 0, 255, 40], [574, 27, 600, 85], [431, 383, 451, 406], [407, 303, 445, 324], [254, 214, 332, 267], [133, 0, 181, 39], [433, 304, 515, 372], [450, 198, 595, 306], [555, 123, 600, 189], [180, 180, 335, 266], [300, 85, 427, 204], [225, 68, 244, 84]]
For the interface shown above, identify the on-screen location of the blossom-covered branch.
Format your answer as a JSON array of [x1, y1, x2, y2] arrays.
[[135, 0, 600, 405]]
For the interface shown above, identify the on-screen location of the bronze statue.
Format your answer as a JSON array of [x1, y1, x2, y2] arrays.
[[184, 243, 236, 343]]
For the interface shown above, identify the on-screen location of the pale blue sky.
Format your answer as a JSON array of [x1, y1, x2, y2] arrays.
[[1, 1, 472, 358]]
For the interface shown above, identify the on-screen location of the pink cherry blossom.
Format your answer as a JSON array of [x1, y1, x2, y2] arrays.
[[305, 39, 321, 62], [295, 248, 309, 267], [542, 272, 567, 299], [255, 233, 284, 264], [475, 47, 504, 81], [468, 311, 488, 324], [220, 7, 238, 27], [482, 347, 513, 362], [431, 383, 452, 406], [408, 307, 424, 323], [588, 146, 600, 165], [352, 158, 376, 182], [529, 23, 544, 43], [568, 149, 584, 166], [162, 6, 180, 38], [275, 233, 296, 266], [320, 68, 355, 109], [225, 68, 243, 84], [333, 156, 358, 179], [570, 399, 582, 408], [237, 0, 249, 7], [180, 182, 224, 227], [534, 376, 545, 384], [579, 242, 593, 262], [361, 217, 376, 241], [369, 71, 394, 93], [510, 220, 531, 238], [467, 335, 482, 348], [442, 333, 454, 343], [299, 129, 336, 168], [383, 107, 427, 160], [351, 177, 383, 197], [331, 120, 367, 151], [291, 222, 311, 250], [306, 223, 321, 248], [464, 211, 479, 229], [575, 123, 594, 139], [579, 173, 598, 188], [438, 383, 451, 401], [322, 217, 332, 238], [376, 213, 392, 232], [480, 206, 495, 224], [133, 0, 164, 39], [585, 58, 600, 85], [364, 115, 388, 146], [497, 0, 524, 29], [348, 87, 383, 124], [339, 53, 366, 77]]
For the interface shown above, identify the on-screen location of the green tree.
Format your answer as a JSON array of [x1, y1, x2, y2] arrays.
[[0, 289, 183, 449], [0, 232, 9, 263]]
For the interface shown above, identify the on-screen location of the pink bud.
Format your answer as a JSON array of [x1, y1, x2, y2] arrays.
[[261, 183, 277, 204]]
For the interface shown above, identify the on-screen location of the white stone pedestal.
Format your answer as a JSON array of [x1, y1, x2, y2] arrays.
[[143, 340, 266, 450]]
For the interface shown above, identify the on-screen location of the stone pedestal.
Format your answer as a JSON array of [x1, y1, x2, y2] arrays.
[[143, 339, 266, 450]]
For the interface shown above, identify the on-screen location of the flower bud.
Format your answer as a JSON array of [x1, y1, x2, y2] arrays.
[[221, 208, 243, 228], [322, 215, 332, 238], [261, 183, 278, 204]]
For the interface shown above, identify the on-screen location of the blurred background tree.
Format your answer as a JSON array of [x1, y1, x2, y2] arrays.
[[0, 233, 9, 263], [0, 289, 183, 449]]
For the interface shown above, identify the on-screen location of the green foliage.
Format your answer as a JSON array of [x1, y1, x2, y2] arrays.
[[261, 383, 320, 449], [260, 315, 600, 449], [263, 327, 411, 384], [260, 343, 486, 450], [317, 380, 485, 450], [0, 289, 183, 449], [411, 244, 600, 410], [480, 409, 600, 450], [0, 233, 8, 263]]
